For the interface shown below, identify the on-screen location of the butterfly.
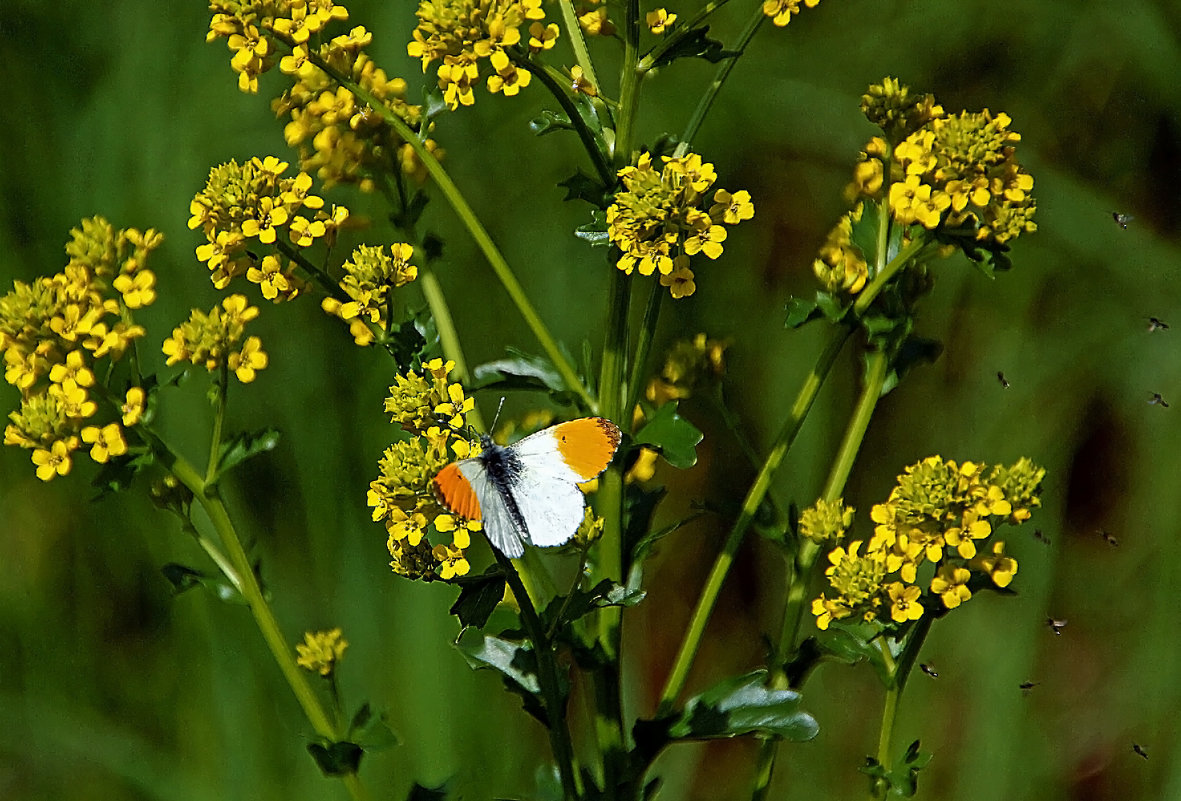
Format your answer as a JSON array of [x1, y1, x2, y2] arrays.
[[433, 417, 622, 558]]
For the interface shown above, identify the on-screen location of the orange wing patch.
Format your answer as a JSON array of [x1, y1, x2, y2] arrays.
[[553, 417, 622, 480], [433, 462, 483, 519]]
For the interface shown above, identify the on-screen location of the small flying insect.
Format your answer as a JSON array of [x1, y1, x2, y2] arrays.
[[1098, 528, 1119, 547], [1148, 317, 1169, 332], [1133, 743, 1149, 760], [1046, 617, 1068, 636], [1019, 681, 1039, 695], [1149, 392, 1169, 408], [1112, 211, 1133, 229], [920, 663, 939, 679], [1033, 528, 1050, 545], [997, 371, 1011, 389]]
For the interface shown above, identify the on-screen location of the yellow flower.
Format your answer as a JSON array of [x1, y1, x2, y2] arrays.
[[886, 581, 923, 623], [762, 0, 820, 27], [929, 564, 972, 609], [528, 21, 559, 51], [229, 336, 268, 383], [122, 387, 146, 426], [81, 422, 128, 464], [569, 65, 597, 97], [295, 628, 349, 676], [646, 8, 677, 34], [971, 540, 1018, 588], [32, 439, 76, 481], [432, 543, 470, 579], [487, 49, 531, 96], [48, 350, 96, 390], [799, 498, 855, 544], [112, 270, 157, 309]]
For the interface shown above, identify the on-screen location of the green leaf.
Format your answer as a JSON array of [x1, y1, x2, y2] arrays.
[[859, 739, 931, 797], [216, 427, 281, 477], [383, 316, 431, 371], [848, 200, 878, 264], [348, 703, 400, 750], [634, 401, 703, 469], [160, 563, 243, 604], [530, 109, 574, 136], [648, 26, 731, 69], [543, 579, 646, 632], [449, 567, 507, 629], [784, 296, 819, 329], [473, 348, 566, 394], [307, 739, 363, 776], [559, 170, 610, 206], [667, 670, 819, 741], [814, 626, 875, 666], [575, 209, 610, 247], [455, 631, 541, 694]]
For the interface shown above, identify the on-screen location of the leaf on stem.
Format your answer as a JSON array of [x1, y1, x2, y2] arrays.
[[647, 27, 731, 70], [575, 209, 610, 247], [307, 739, 363, 776], [449, 567, 507, 629], [634, 401, 703, 469], [559, 170, 612, 207], [473, 348, 567, 394], [216, 427, 281, 477], [531, 109, 576, 136], [542, 578, 646, 633], [635, 671, 818, 758], [91, 450, 155, 499], [860, 739, 931, 797], [348, 702, 400, 750], [455, 630, 549, 724], [160, 563, 244, 603]]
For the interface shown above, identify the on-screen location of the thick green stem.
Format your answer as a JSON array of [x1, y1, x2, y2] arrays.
[[494, 550, 582, 800], [298, 44, 594, 410], [657, 325, 852, 711], [872, 640, 900, 800], [623, 280, 663, 420]]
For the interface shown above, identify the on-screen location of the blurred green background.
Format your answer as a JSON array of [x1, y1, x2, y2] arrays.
[[2, 1, 1180, 799]]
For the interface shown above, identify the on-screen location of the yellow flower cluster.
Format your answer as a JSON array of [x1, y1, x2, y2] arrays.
[[762, 0, 821, 27], [188, 156, 344, 295], [207, 1, 432, 191], [811, 456, 1043, 631], [853, 78, 1037, 244], [799, 498, 855, 544], [1, 218, 158, 481], [606, 153, 754, 299], [812, 205, 869, 295], [407, 0, 554, 110], [368, 358, 481, 580], [320, 244, 419, 346], [295, 627, 349, 676], [162, 295, 269, 384]]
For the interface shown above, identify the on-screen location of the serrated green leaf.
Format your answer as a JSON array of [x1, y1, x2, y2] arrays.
[[815, 291, 850, 323], [667, 670, 819, 741], [383, 317, 431, 371], [307, 740, 363, 776], [634, 401, 702, 469], [455, 631, 541, 694], [814, 627, 875, 666], [543, 579, 646, 632], [91, 450, 154, 499], [648, 26, 731, 69], [472, 348, 566, 393], [216, 427, 281, 477], [449, 568, 507, 629]]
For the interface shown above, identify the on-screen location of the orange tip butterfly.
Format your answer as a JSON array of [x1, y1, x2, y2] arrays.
[[433, 417, 622, 558]]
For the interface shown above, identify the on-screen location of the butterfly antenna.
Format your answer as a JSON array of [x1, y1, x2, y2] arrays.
[[490, 396, 507, 433]]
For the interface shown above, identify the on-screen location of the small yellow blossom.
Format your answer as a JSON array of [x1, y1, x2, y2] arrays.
[[646, 9, 677, 34], [112, 270, 157, 309], [929, 564, 972, 609], [762, 0, 820, 27], [81, 422, 128, 464], [32, 439, 76, 481], [122, 387, 146, 426], [295, 628, 349, 676], [886, 581, 923, 623]]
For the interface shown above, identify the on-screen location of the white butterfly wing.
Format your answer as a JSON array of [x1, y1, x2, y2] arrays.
[[455, 459, 527, 558], [507, 465, 588, 548]]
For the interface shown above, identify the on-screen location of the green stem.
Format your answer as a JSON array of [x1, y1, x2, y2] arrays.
[[614, 0, 643, 166], [420, 269, 486, 431], [623, 280, 663, 419], [852, 236, 928, 316], [872, 640, 900, 800], [298, 43, 594, 410], [166, 454, 339, 740], [556, 0, 603, 114], [494, 550, 582, 800], [205, 372, 226, 486], [674, 6, 766, 154], [751, 348, 891, 800], [515, 55, 613, 185], [657, 325, 852, 711]]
